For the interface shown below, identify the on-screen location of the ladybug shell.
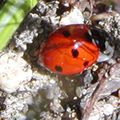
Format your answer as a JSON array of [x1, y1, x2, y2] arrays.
[[39, 24, 99, 75]]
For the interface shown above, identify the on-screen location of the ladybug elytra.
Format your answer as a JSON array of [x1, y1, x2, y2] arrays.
[[37, 24, 114, 75]]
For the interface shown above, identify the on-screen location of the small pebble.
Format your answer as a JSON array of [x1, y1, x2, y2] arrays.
[[102, 104, 114, 116]]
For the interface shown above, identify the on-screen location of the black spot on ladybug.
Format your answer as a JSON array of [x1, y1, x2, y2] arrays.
[[71, 49, 79, 58], [83, 61, 89, 67], [55, 65, 63, 72], [62, 30, 71, 37]]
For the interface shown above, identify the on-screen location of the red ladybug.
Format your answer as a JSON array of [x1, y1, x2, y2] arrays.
[[37, 24, 113, 75]]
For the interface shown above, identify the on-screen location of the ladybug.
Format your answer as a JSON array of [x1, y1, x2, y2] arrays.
[[37, 24, 114, 75]]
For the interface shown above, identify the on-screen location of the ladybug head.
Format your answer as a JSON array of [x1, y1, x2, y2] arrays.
[[89, 26, 114, 62]]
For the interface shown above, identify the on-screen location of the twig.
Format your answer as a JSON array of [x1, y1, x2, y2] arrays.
[[82, 68, 109, 120]]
